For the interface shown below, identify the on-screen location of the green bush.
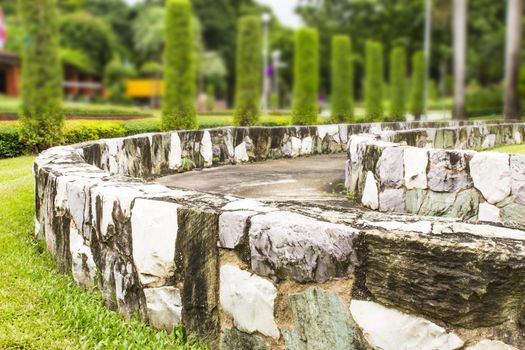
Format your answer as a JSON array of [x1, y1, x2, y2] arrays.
[[364, 41, 384, 121], [330, 35, 353, 123], [292, 28, 319, 125], [104, 58, 133, 105], [162, 0, 197, 131], [409, 51, 425, 119], [19, 0, 64, 152], [388, 46, 407, 121], [0, 126, 25, 159], [233, 16, 262, 126], [466, 83, 503, 117]]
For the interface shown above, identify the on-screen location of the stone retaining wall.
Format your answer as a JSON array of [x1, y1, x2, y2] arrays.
[[346, 123, 525, 228], [34, 121, 525, 349]]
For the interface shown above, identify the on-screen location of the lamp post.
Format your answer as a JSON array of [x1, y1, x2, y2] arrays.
[[261, 13, 271, 115]]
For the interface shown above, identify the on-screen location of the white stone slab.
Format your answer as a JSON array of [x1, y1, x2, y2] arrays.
[[220, 264, 279, 339], [131, 199, 181, 286], [350, 300, 464, 350]]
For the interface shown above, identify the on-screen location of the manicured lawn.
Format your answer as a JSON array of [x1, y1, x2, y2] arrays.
[[487, 143, 525, 154], [0, 156, 207, 349]]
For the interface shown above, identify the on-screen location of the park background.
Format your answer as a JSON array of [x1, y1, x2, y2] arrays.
[[0, 0, 525, 348]]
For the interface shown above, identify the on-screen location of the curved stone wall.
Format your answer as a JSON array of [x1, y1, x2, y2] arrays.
[[35, 121, 525, 349], [345, 122, 525, 228]]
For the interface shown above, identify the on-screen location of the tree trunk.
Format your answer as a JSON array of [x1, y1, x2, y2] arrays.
[[503, 0, 523, 120], [452, 0, 467, 120]]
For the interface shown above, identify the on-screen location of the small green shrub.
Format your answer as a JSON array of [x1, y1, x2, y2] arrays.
[[233, 16, 262, 126], [409, 51, 425, 119], [162, 0, 197, 131], [330, 35, 353, 123], [0, 126, 25, 159], [19, 0, 64, 152], [364, 41, 384, 121], [292, 28, 319, 125], [466, 83, 503, 117], [104, 58, 133, 105], [206, 84, 216, 112], [388, 46, 407, 121]]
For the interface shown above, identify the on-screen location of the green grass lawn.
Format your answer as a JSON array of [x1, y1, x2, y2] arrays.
[[487, 143, 525, 154], [0, 156, 207, 349]]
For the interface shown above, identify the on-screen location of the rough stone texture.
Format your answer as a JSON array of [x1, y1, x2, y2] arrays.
[[379, 189, 405, 212], [249, 211, 359, 282], [175, 208, 220, 348], [69, 221, 97, 288], [218, 211, 256, 249], [404, 147, 428, 189], [220, 328, 269, 350], [220, 264, 279, 338], [470, 153, 511, 204], [500, 203, 525, 226], [362, 171, 379, 210], [478, 202, 501, 223], [34, 121, 525, 348], [143, 286, 182, 331], [284, 287, 366, 350], [131, 199, 180, 287], [427, 150, 472, 193], [350, 300, 464, 350], [511, 155, 525, 205], [353, 229, 525, 328], [465, 340, 518, 350], [376, 147, 404, 188], [405, 189, 425, 214]]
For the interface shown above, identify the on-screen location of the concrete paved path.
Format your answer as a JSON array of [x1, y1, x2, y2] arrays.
[[155, 153, 354, 207]]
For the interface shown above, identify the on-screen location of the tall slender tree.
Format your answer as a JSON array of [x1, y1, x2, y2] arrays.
[[389, 47, 407, 121], [452, 0, 468, 120], [18, 0, 64, 152], [503, 0, 523, 120], [233, 16, 262, 126], [292, 28, 319, 125], [162, 0, 197, 130], [330, 35, 354, 123], [364, 41, 384, 121]]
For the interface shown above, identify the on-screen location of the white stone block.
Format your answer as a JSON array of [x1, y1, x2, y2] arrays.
[[317, 125, 340, 143], [222, 199, 276, 212], [169, 132, 182, 169], [470, 153, 511, 204], [234, 141, 249, 163], [219, 210, 257, 248], [478, 202, 501, 223], [69, 221, 97, 288], [300, 136, 313, 155], [220, 264, 279, 339], [144, 286, 182, 332], [404, 147, 428, 189], [200, 130, 213, 167], [131, 199, 181, 286], [466, 340, 518, 350], [350, 300, 464, 350], [362, 171, 379, 210]]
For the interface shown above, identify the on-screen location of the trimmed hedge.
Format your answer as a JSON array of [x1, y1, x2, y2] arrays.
[[0, 126, 25, 159], [162, 0, 197, 130], [331, 35, 354, 123], [19, 0, 64, 152], [389, 47, 407, 121], [409, 51, 425, 119], [292, 28, 319, 125], [233, 16, 262, 126], [364, 41, 384, 121]]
